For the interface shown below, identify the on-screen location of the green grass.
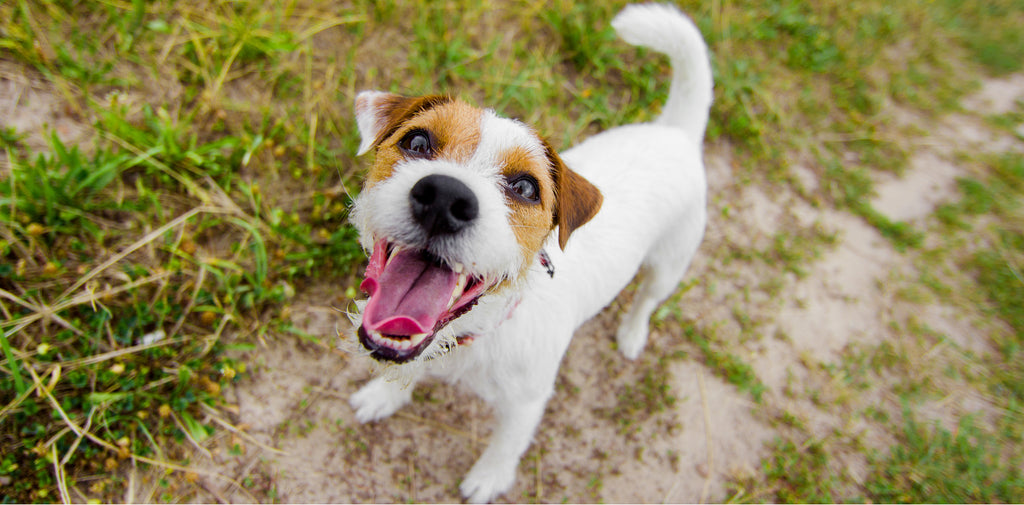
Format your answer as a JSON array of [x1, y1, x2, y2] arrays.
[[600, 348, 684, 436], [2, 0, 1024, 502], [0, 1, 364, 501], [866, 409, 1024, 503], [933, 0, 1024, 76], [761, 437, 843, 503], [685, 326, 766, 403]]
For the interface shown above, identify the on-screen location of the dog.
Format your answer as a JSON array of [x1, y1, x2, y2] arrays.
[[346, 4, 711, 502]]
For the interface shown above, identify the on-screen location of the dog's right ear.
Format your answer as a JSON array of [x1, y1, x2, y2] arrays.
[[355, 91, 452, 156]]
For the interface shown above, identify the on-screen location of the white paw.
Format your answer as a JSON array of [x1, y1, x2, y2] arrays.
[[460, 459, 517, 504], [349, 377, 412, 423], [615, 322, 648, 360]]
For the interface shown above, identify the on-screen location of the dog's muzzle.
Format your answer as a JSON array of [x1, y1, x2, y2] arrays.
[[356, 175, 491, 363]]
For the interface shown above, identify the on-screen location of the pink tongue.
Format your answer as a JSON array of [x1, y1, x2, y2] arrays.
[[360, 247, 458, 335]]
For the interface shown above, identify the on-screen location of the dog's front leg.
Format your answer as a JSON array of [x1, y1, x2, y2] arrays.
[[460, 390, 551, 503]]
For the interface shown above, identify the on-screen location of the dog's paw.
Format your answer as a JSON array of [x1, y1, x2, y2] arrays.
[[349, 377, 411, 423], [460, 459, 516, 504], [615, 323, 648, 360]]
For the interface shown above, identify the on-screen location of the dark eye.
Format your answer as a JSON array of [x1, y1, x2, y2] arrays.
[[398, 129, 433, 158], [507, 175, 540, 203]]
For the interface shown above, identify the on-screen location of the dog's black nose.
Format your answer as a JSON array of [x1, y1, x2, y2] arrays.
[[409, 174, 479, 236]]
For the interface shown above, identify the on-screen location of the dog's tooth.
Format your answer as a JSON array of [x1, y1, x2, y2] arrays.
[[386, 245, 401, 266], [452, 262, 464, 274], [408, 333, 428, 346], [448, 273, 468, 308]]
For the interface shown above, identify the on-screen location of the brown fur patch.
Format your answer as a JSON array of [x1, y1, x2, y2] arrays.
[[365, 98, 483, 187], [370, 94, 453, 150], [544, 139, 603, 250]]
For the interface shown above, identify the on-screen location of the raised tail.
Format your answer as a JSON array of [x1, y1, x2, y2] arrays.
[[611, 3, 713, 143]]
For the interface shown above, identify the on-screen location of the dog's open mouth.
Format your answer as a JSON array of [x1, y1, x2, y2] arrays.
[[358, 239, 490, 362]]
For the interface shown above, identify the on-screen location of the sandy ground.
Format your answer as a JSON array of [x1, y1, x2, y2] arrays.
[[4, 60, 1022, 502]]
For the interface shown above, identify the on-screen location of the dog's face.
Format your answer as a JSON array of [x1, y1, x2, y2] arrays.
[[350, 91, 602, 363]]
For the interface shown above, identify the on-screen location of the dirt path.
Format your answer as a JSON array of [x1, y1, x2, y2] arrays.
[[185, 75, 1024, 503]]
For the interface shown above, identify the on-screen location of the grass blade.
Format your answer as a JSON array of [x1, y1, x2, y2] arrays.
[[0, 328, 27, 395]]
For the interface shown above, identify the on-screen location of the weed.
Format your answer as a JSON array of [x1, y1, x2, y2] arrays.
[[761, 437, 844, 503], [599, 349, 681, 437], [685, 326, 766, 403], [756, 225, 837, 277], [820, 157, 923, 250]]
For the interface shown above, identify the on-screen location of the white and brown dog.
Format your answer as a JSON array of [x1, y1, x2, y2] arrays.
[[347, 4, 711, 502]]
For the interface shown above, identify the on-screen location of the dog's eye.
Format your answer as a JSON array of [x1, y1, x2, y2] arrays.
[[507, 175, 540, 203], [399, 129, 433, 158]]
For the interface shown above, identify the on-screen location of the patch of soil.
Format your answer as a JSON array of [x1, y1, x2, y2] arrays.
[[0, 61, 90, 170]]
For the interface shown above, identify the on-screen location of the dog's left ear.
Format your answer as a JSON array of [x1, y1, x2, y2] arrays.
[[354, 91, 452, 156], [545, 140, 603, 250]]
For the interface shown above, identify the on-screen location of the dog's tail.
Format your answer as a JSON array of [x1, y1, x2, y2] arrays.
[[611, 3, 713, 143]]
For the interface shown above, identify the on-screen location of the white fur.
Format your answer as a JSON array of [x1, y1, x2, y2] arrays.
[[349, 4, 712, 502], [354, 90, 393, 156], [612, 3, 714, 140]]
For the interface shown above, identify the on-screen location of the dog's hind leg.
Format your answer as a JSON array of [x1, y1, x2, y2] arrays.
[[616, 227, 703, 360], [350, 372, 422, 423]]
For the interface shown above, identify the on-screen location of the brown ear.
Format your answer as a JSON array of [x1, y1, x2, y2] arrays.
[[354, 91, 452, 155], [545, 140, 603, 250]]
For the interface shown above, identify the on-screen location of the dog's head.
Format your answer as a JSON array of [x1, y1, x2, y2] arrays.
[[349, 91, 602, 363]]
